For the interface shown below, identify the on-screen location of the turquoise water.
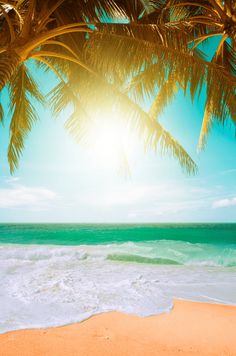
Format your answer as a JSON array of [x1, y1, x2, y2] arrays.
[[1, 223, 236, 267], [1, 223, 236, 333], [1, 223, 236, 245]]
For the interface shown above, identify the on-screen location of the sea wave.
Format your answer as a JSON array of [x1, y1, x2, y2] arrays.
[[0, 241, 236, 333], [1, 240, 236, 267], [107, 254, 182, 265]]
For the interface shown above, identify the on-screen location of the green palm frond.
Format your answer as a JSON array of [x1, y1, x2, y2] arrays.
[[206, 65, 236, 125], [198, 61, 236, 150], [45, 48, 197, 175], [88, 25, 235, 123], [34, 51, 71, 82], [8, 63, 44, 172], [148, 121, 198, 175], [214, 40, 236, 77], [48, 79, 78, 116], [85, 24, 208, 81], [47, 65, 92, 141], [198, 100, 213, 150], [148, 75, 178, 119], [64, 104, 91, 143], [0, 0, 235, 174], [0, 102, 3, 123], [0, 51, 20, 91]]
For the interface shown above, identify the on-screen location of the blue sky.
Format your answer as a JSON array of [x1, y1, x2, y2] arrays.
[[0, 61, 235, 223]]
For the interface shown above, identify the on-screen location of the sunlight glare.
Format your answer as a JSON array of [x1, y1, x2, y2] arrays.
[[84, 111, 138, 172]]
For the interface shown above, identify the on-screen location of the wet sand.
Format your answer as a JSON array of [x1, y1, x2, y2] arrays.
[[1, 300, 236, 356]]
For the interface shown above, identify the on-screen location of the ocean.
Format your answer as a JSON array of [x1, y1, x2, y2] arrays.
[[0, 223, 236, 333]]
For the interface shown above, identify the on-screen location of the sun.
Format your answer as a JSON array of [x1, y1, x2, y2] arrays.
[[83, 112, 138, 172]]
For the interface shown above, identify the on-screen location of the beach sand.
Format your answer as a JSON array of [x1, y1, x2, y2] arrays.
[[1, 300, 236, 356]]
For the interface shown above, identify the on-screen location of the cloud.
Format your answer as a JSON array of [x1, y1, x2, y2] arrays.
[[212, 197, 236, 208], [0, 185, 57, 210], [83, 182, 212, 218], [5, 177, 21, 184]]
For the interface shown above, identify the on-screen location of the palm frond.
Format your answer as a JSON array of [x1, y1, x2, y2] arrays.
[[48, 80, 76, 116], [46, 52, 197, 175], [74, 79, 198, 174], [151, 122, 198, 175], [36, 0, 66, 33], [0, 51, 20, 91], [0, 102, 3, 123], [8, 63, 44, 172], [148, 74, 178, 119], [34, 44, 71, 80], [86, 21, 196, 81], [205, 65, 236, 126], [0, 3, 16, 41], [198, 100, 213, 150], [64, 104, 91, 143], [138, 109, 198, 176], [0, 0, 234, 174], [214, 40, 236, 77], [88, 25, 235, 126]]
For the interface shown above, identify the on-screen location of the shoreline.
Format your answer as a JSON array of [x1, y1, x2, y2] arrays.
[[1, 296, 236, 336], [1, 299, 236, 355], [1, 297, 236, 336]]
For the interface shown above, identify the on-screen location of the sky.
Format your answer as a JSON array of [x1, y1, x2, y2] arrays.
[[0, 60, 235, 223]]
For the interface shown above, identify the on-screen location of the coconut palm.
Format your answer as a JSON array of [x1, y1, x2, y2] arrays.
[[148, 0, 236, 149], [0, 0, 199, 175], [88, 0, 235, 149], [0, 1, 234, 175]]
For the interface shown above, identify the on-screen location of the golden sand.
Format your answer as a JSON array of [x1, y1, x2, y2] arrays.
[[1, 300, 236, 356]]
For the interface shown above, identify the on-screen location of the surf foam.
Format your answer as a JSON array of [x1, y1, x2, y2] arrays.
[[0, 242, 236, 333]]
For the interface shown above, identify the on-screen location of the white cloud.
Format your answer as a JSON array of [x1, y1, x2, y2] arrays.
[[0, 185, 57, 210], [83, 182, 212, 217], [212, 197, 236, 208], [5, 177, 21, 184]]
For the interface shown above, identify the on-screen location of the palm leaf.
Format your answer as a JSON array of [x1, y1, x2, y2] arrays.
[[0, 51, 20, 91], [148, 75, 178, 119], [8, 63, 44, 172], [88, 25, 235, 128], [154, 123, 198, 175], [214, 40, 236, 77], [198, 100, 213, 150], [0, 0, 234, 174], [0, 102, 3, 123], [46, 50, 197, 175]]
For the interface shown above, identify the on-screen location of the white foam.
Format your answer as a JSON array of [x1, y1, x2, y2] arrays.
[[0, 243, 236, 333]]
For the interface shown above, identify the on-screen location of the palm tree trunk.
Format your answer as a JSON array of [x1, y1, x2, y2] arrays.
[[0, 51, 20, 91]]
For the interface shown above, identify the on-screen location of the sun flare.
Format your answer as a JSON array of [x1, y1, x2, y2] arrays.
[[83, 112, 138, 172]]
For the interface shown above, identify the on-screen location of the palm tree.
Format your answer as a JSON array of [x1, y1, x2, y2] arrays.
[[0, 1, 234, 175], [148, 0, 236, 149], [0, 0, 198, 175], [89, 0, 235, 149]]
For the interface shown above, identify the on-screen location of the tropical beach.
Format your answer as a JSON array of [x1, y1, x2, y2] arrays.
[[0, 0, 235, 355], [0, 224, 236, 355]]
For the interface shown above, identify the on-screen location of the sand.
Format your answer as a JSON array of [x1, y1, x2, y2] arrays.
[[1, 300, 236, 356]]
